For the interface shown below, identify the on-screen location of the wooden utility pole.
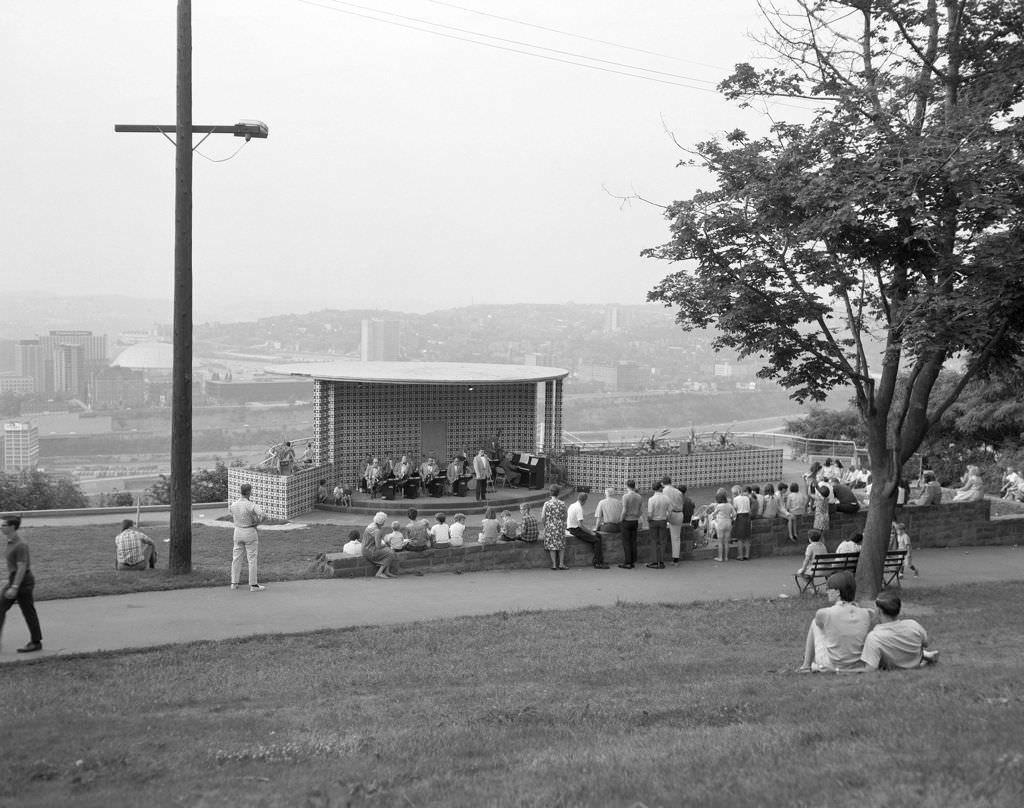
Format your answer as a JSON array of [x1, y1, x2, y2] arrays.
[[114, 3, 266, 574], [170, 0, 193, 573]]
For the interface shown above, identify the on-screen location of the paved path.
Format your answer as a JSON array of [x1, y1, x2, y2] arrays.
[[1, 546, 1020, 664]]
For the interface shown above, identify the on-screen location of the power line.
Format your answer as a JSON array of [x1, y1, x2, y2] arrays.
[[314, 0, 720, 85], [420, 0, 727, 71], [296, 0, 723, 93]]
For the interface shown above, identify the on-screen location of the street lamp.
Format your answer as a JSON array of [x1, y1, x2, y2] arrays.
[[115, 1, 268, 574]]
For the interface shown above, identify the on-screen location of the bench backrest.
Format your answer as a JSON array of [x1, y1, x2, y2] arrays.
[[810, 550, 907, 575]]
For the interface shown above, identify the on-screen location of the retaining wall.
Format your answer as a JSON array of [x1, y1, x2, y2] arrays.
[[327, 499, 1022, 577]]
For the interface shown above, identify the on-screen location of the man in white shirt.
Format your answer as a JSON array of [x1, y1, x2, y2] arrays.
[[798, 572, 873, 672], [229, 484, 269, 591], [646, 481, 672, 569], [472, 449, 491, 502], [835, 533, 863, 554], [661, 475, 686, 564], [567, 492, 609, 569]]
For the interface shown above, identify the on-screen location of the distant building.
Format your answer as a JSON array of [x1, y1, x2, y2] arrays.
[[360, 319, 402, 361], [53, 342, 87, 396], [576, 361, 647, 392], [15, 331, 108, 396], [92, 366, 146, 409], [15, 339, 44, 393], [0, 373, 36, 395], [3, 421, 39, 472], [603, 306, 632, 333]]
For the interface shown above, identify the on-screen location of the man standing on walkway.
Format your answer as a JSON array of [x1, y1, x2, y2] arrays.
[[115, 519, 157, 570], [1, 515, 43, 653], [662, 475, 685, 564], [229, 484, 268, 592], [619, 479, 643, 569], [567, 492, 610, 569], [473, 448, 492, 502], [646, 481, 672, 569]]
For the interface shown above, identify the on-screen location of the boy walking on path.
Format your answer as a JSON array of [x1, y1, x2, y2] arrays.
[[1, 515, 43, 653]]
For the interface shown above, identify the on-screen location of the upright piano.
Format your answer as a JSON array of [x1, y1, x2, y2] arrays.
[[510, 453, 546, 489]]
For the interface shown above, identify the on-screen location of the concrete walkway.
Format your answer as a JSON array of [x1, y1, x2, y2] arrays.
[[2, 546, 1021, 664]]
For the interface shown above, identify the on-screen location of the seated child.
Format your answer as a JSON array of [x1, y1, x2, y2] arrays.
[[449, 513, 467, 546], [498, 509, 519, 541], [385, 521, 406, 552], [342, 529, 363, 556], [429, 512, 451, 547], [795, 529, 828, 580]]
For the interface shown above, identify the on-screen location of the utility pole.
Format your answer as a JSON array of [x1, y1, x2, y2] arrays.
[[115, 0, 267, 574], [171, 0, 193, 574]]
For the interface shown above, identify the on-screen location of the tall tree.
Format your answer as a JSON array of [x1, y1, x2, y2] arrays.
[[646, 0, 1024, 595]]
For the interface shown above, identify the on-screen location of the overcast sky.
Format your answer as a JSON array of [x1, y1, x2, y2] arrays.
[[4, 1, 817, 319]]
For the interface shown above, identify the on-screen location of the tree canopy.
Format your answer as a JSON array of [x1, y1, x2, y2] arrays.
[[645, 0, 1024, 594]]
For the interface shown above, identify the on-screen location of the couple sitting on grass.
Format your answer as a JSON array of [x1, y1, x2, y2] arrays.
[[798, 571, 938, 673]]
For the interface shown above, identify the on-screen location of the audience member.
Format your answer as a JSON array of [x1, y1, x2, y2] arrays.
[[568, 493, 609, 568], [342, 530, 363, 556], [951, 465, 984, 502], [661, 475, 686, 564], [363, 512, 399, 579], [317, 479, 329, 504], [795, 528, 828, 580], [835, 532, 863, 554], [797, 571, 873, 673], [479, 507, 501, 544], [115, 519, 157, 570], [403, 509, 430, 552], [229, 483, 269, 592], [594, 487, 623, 534], [646, 481, 672, 569], [811, 483, 832, 534], [680, 485, 696, 526], [761, 483, 781, 519], [498, 509, 519, 541], [619, 479, 643, 569], [731, 485, 752, 561], [914, 471, 943, 506], [832, 480, 860, 514], [860, 589, 938, 671], [385, 521, 406, 552], [711, 489, 736, 562], [785, 482, 808, 541], [891, 521, 919, 576], [542, 485, 569, 570], [430, 513, 451, 547], [516, 503, 539, 543], [449, 513, 467, 546]]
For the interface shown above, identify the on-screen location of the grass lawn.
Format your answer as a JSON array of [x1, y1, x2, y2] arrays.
[[18, 522, 351, 601], [2, 582, 1023, 807]]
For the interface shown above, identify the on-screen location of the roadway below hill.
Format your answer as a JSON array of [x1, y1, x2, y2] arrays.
[[2, 546, 1020, 664]]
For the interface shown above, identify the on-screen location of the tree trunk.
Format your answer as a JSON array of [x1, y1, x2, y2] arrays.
[[857, 481, 898, 600]]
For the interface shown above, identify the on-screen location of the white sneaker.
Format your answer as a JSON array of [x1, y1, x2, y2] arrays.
[[250, 584, 266, 592]]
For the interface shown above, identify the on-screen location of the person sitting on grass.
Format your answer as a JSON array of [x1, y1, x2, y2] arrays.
[[798, 571, 873, 673], [429, 512, 451, 548], [859, 589, 939, 671], [115, 519, 157, 570], [795, 529, 828, 581]]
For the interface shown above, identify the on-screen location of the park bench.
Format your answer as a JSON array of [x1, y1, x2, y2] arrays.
[[795, 550, 908, 594]]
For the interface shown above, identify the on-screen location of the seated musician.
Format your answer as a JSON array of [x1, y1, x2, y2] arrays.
[[446, 456, 463, 494], [380, 454, 395, 481], [420, 456, 441, 494], [364, 458, 383, 498], [499, 453, 522, 488], [393, 455, 412, 482]]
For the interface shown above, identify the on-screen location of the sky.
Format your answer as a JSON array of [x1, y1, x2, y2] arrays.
[[3, 0, 819, 319]]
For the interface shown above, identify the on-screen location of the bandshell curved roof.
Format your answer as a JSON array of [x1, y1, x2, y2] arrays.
[[266, 361, 569, 385]]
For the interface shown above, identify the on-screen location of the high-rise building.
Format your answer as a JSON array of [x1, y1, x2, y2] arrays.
[[15, 339, 45, 393], [360, 319, 402, 361], [53, 343, 87, 396], [3, 421, 39, 472], [0, 374, 36, 394]]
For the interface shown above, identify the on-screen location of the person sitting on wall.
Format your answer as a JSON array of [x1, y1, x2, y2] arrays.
[[913, 471, 943, 506], [567, 492, 610, 569], [797, 571, 873, 673], [516, 502, 539, 543], [333, 483, 352, 508], [859, 589, 939, 671], [831, 480, 861, 514], [115, 519, 157, 570], [317, 480, 329, 504], [1000, 467, 1024, 502], [498, 509, 520, 541], [402, 508, 431, 552], [299, 442, 315, 468]]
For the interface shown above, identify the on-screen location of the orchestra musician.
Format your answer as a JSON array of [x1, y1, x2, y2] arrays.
[[446, 455, 464, 496], [364, 457, 383, 498]]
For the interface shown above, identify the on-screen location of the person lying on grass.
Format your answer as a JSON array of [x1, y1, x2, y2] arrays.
[[797, 571, 872, 673], [858, 589, 939, 671]]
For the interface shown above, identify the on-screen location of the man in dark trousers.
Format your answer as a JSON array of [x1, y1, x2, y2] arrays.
[[1, 515, 43, 653]]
